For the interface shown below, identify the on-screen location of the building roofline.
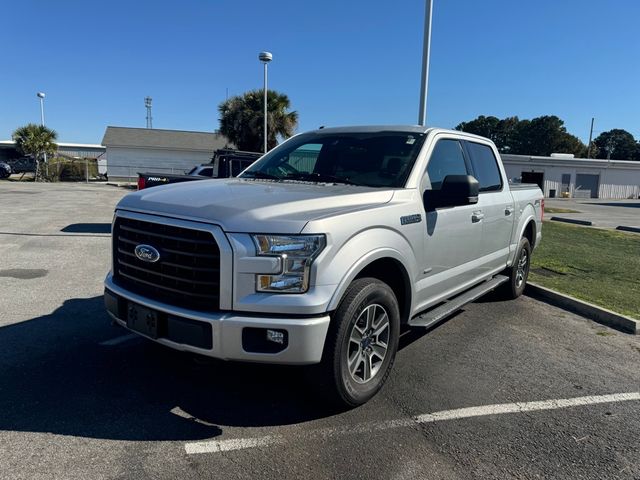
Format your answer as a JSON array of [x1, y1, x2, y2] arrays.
[[103, 125, 218, 136], [502, 153, 640, 167]]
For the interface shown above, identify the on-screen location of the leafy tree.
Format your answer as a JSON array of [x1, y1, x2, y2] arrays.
[[455, 115, 500, 141], [218, 89, 298, 152], [492, 116, 520, 153], [593, 129, 637, 160], [456, 114, 586, 156], [12, 123, 58, 180], [456, 115, 518, 152]]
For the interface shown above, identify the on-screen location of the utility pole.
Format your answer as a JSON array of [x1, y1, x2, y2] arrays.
[[418, 0, 434, 126], [586, 117, 594, 158]]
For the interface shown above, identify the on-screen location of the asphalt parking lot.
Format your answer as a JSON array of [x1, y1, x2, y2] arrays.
[[545, 198, 640, 229], [1, 182, 639, 480]]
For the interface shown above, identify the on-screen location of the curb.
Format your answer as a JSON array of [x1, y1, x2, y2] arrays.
[[616, 226, 640, 234], [525, 282, 638, 334], [550, 217, 592, 226]]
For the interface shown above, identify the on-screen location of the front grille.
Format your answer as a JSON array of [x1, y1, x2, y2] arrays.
[[112, 217, 221, 311]]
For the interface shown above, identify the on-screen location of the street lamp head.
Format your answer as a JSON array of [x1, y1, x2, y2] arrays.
[[37, 92, 45, 99], [259, 51, 273, 63]]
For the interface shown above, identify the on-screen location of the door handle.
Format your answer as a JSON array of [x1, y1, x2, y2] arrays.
[[471, 211, 484, 223], [505, 206, 515, 216]]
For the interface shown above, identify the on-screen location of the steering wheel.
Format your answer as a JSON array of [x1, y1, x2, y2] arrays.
[[276, 162, 299, 176]]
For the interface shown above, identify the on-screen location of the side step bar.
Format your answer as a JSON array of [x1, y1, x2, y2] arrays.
[[408, 275, 509, 329]]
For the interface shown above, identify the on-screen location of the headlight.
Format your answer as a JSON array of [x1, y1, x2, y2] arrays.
[[251, 234, 326, 293]]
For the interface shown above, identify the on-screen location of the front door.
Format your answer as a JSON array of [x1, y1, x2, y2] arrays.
[[415, 137, 483, 311], [464, 140, 514, 275]]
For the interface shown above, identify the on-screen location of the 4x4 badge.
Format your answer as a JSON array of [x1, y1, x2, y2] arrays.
[[400, 214, 422, 225]]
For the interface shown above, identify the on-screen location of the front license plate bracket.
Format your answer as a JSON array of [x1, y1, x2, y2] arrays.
[[127, 302, 159, 339]]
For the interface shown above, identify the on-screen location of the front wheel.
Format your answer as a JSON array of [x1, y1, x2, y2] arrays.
[[502, 237, 531, 299], [316, 278, 400, 407]]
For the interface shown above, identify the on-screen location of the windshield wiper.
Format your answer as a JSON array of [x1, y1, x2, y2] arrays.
[[241, 171, 281, 180], [283, 172, 361, 186]]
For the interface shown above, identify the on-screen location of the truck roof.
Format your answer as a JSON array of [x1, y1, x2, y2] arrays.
[[306, 125, 492, 143]]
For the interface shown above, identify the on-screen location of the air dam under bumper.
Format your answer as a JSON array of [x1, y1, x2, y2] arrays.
[[104, 274, 330, 365]]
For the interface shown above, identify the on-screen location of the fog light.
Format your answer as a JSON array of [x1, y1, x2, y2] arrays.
[[266, 329, 285, 344]]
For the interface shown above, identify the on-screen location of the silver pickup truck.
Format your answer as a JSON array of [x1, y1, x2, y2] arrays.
[[104, 126, 543, 406]]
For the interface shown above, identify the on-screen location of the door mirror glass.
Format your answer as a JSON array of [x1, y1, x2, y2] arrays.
[[424, 175, 479, 210]]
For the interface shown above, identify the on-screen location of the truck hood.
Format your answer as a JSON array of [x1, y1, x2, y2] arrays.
[[116, 179, 395, 233]]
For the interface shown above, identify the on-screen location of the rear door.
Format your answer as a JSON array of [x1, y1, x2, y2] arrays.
[[463, 140, 514, 275]]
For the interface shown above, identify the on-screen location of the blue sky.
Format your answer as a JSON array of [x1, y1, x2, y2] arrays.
[[1, 0, 638, 144]]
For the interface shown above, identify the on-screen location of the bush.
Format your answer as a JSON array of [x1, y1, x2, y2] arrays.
[[47, 157, 99, 181]]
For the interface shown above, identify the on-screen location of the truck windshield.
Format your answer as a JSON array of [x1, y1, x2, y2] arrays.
[[239, 131, 426, 188]]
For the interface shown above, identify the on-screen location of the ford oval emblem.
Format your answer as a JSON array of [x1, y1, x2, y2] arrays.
[[134, 244, 160, 263]]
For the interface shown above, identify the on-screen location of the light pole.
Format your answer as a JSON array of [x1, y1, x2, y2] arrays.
[[145, 96, 153, 129], [259, 51, 273, 153], [36, 92, 47, 177], [418, 0, 433, 126], [37, 92, 46, 126]]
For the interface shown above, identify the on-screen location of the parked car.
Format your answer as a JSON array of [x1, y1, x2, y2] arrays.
[[137, 149, 261, 190], [104, 126, 543, 406], [5, 156, 35, 174], [0, 162, 11, 179]]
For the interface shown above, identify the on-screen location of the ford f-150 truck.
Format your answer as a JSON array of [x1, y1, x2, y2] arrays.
[[104, 126, 543, 406]]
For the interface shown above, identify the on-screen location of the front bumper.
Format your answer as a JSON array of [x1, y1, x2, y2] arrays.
[[104, 274, 330, 365]]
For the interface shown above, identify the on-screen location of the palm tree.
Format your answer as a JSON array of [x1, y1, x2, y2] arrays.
[[218, 90, 298, 152], [12, 123, 58, 181]]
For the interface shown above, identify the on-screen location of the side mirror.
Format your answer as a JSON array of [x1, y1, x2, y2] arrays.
[[424, 175, 479, 210]]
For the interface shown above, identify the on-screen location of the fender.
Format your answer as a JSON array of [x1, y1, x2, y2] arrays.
[[508, 205, 537, 266], [325, 228, 417, 312]]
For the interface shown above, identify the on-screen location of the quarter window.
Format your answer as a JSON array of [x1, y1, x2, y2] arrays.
[[426, 139, 468, 190], [466, 142, 503, 192]]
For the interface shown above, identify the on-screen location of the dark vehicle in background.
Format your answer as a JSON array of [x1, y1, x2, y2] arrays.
[[0, 162, 11, 179], [137, 149, 261, 190], [5, 156, 36, 174]]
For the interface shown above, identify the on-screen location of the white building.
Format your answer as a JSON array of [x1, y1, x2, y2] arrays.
[[102, 126, 230, 182], [501, 154, 640, 199]]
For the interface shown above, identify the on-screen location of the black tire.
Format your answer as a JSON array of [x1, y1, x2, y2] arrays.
[[501, 237, 531, 299], [0, 168, 9, 179], [316, 277, 400, 407]]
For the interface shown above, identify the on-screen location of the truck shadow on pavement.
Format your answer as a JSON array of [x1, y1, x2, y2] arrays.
[[0, 294, 476, 442], [0, 295, 434, 442]]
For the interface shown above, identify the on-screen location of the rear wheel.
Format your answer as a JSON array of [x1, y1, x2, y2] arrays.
[[317, 278, 400, 407], [502, 237, 531, 299]]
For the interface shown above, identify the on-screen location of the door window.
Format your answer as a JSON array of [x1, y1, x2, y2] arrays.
[[465, 142, 503, 192], [426, 139, 468, 190]]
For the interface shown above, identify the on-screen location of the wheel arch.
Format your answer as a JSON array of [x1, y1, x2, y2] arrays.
[[327, 250, 413, 325]]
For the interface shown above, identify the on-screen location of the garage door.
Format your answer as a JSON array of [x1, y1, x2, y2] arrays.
[[521, 171, 544, 190], [575, 174, 599, 198]]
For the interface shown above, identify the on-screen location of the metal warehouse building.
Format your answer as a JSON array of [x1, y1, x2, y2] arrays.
[[501, 154, 640, 199], [102, 126, 230, 182]]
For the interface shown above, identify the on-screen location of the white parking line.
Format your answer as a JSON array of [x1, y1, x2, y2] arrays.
[[99, 333, 140, 346], [186, 436, 281, 454], [184, 392, 640, 455]]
